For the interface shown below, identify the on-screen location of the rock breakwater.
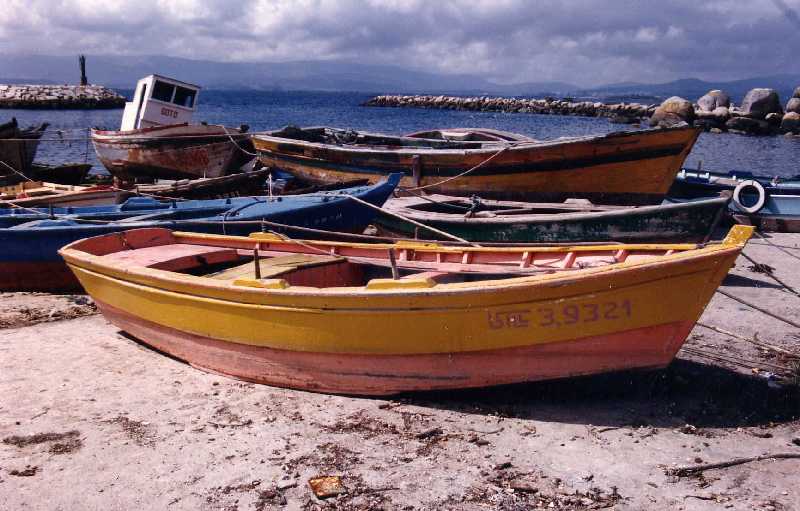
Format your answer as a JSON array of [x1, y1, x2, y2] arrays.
[[365, 94, 654, 122], [0, 84, 125, 109], [365, 87, 800, 137]]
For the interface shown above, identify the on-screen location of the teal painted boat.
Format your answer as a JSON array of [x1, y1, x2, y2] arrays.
[[730, 192, 800, 232], [376, 194, 730, 243]]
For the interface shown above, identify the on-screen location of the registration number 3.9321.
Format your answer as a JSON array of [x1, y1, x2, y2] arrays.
[[488, 300, 632, 330]]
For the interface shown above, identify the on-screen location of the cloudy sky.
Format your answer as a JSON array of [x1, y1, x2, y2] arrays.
[[0, 0, 798, 87]]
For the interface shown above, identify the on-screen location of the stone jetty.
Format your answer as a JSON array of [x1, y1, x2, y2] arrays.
[[365, 87, 800, 136], [365, 94, 654, 122], [0, 84, 125, 109]]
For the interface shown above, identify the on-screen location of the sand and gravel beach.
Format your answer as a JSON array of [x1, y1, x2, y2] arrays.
[[1, 232, 799, 511]]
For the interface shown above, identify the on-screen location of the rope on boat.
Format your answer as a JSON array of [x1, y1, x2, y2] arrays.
[[715, 288, 800, 330], [222, 126, 259, 157], [395, 186, 473, 211], [106, 185, 191, 202], [344, 193, 479, 246], [263, 229, 348, 258], [403, 145, 511, 192], [0, 132, 253, 143], [1, 201, 58, 217], [0, 160, 34, 182]]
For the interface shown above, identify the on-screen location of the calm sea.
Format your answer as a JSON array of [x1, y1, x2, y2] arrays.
[[5, 90, 800, 177]]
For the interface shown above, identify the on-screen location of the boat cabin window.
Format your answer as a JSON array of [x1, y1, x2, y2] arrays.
[[173, 86, 196, 108], [151, 80, 175, 103]]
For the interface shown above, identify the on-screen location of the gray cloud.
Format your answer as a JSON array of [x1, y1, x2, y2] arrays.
[[0, 0, 798, 87]]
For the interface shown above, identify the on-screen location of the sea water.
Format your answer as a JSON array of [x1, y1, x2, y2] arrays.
[[5, 90, 800, 177]]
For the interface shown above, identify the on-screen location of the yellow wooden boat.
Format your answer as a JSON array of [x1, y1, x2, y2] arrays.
[[59, 225, 753, 395]]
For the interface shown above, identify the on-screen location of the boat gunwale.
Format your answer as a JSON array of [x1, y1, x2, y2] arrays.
[[3, 178, 398, 233], [252, 126, 700, 158], [382, 195, 730, 224], [90, 123, 245, 140], [59, 226, 752, 303], [69, 257, 727, 316]]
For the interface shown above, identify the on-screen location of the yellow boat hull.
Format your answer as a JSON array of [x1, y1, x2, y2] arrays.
[[61, 226, 751, 395]]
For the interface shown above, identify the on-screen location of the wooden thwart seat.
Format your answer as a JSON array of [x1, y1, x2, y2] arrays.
[[102, 243, 240, 271], [210, 253, 344, 281]]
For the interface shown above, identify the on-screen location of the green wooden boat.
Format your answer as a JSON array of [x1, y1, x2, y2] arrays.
[[376, 194, 730, 243]]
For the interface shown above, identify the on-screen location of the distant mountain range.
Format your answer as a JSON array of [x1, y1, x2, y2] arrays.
[[1, 54, 798, 103], [573, 76, 800, 104], [0, 54, 577, 96]]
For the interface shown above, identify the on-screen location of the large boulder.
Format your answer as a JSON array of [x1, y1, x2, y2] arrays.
[[786, 97, 800, 114], [726, 116, 772, 135], [782, 112, 800, 133], [740, 88, 783, 119], [696, 106, 729, 121], [794, 86, 800, 99], [695, 106, 730, 130], [697, 90, 730, 112], [649, 96, 695, 127]]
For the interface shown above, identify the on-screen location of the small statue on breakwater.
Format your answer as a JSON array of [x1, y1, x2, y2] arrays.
[[0, 55, 124, 110]]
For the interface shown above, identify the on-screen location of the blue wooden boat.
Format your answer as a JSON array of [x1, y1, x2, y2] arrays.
[[669, 167, 800, 198], [0, 196, 260, 228], [669, 167, 800, 232], [0, 174, 400, 292]]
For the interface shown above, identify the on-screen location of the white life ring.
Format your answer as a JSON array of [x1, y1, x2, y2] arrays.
[[732, 180, 766, 214]]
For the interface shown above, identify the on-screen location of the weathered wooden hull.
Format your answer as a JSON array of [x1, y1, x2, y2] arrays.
[[0, 169, 274, 208], [61, 225, 751, 395], [253, 126, 701, 205], [92, 124, 252, 181], [0, 182, 123, 208], [377, 195, 729, 243], [0, 124, 45, 175], [131, 168, 273, 200]]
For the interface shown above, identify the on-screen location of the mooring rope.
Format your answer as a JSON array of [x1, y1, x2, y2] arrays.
[[403, 145, 511, 192], [696, 322, 799, 358], [738, 251, 800, 298], [0, 160, 34, 182], [395, 186, 473, 211], [681, 346, 793, 375], [222, 126, 259, 157], [2, 131, 254, 143], [715, 288, 800, 330]]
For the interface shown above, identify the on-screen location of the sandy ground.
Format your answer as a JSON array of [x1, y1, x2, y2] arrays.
[[1, 232, 799, 510]]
